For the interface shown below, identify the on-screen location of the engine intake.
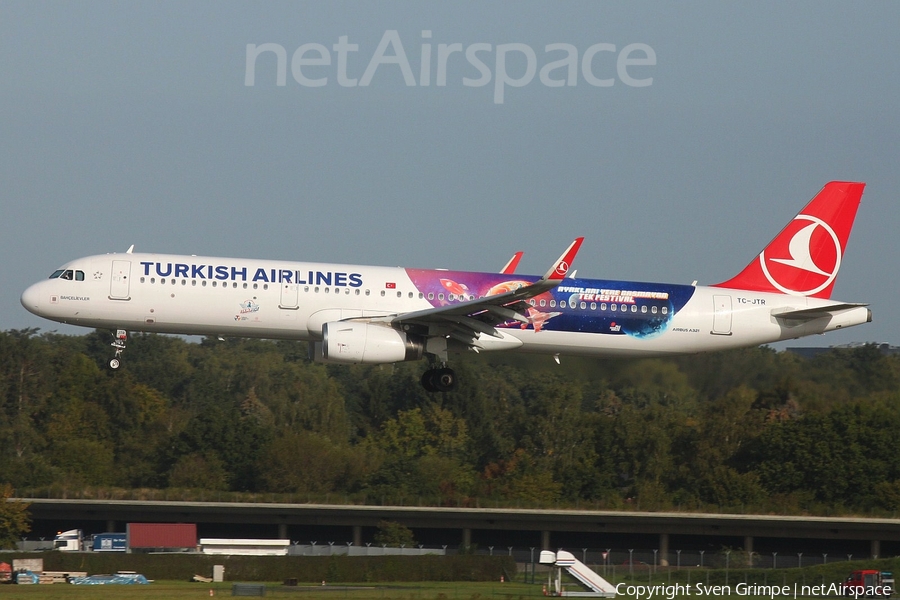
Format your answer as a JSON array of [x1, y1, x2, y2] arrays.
[[313, 322, 424, 364]]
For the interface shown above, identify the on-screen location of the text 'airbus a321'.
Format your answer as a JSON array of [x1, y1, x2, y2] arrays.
[[21, 181, 871, 392]]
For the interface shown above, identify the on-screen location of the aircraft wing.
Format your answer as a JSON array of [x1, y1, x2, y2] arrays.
[[773, 303, 869, 321], [373, 238, 583, 342]]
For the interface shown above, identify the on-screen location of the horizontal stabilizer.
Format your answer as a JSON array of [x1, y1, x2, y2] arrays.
[[774, 303, 868, 321]]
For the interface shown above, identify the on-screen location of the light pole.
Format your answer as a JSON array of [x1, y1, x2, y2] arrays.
[[699, 550, 704, 568], [677, 549, 682, 569], [629, 549, 634, 580], [772, 552, 777, 569], [725, 550, 731, 586], [530, 548, 535, 584]]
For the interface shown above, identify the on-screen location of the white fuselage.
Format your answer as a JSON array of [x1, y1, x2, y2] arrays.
[[21, 252, 870, 358]]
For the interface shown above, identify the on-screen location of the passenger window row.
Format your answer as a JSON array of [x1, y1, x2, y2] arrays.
[[136, 278, 429, 300], [139, 277, 271, 290], [528, 298, 668, 315]]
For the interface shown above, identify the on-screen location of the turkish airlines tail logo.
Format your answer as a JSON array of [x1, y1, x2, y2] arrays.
[[768, 222, 834, 276], [713, 181, 865, 299]]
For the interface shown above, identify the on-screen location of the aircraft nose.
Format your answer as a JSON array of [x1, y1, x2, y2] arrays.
[[20, 283, 43, 316]]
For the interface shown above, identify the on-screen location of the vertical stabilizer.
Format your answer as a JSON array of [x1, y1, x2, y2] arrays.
[[712, 181, 864, 298]]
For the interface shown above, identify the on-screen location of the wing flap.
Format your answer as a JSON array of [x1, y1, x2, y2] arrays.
[[439, 314, 503, 338]]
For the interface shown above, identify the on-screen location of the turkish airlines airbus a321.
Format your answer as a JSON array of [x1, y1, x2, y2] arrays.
[[21, 182, 871, 392]]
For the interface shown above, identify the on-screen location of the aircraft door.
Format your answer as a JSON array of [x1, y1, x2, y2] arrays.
[[280, 283, 299, 309], [109, 260, 131, 300], [712, 295, 732, 335]]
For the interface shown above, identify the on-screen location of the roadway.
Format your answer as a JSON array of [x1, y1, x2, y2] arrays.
[[18, 498, 899, 561]]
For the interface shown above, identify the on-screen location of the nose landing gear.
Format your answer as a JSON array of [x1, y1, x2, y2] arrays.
[[109, 329, 127, 369]]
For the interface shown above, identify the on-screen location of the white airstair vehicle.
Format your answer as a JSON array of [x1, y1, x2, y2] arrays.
[[540, 550, 617, 597]]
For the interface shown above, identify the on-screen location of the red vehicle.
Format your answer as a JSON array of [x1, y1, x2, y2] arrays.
[[842, 570, 893, 598], [126, 523, 197, 552]]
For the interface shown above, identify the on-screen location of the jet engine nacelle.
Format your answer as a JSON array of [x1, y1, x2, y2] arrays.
[[312, 322, 424, 365]]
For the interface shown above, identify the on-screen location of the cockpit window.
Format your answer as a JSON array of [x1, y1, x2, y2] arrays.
[[50, 269, 84, 281]]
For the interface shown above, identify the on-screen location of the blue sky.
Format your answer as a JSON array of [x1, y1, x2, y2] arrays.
[[2, 2, 898, 346]]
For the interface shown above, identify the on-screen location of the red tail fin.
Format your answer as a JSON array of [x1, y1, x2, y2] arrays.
[[712, 181, 865, 298]]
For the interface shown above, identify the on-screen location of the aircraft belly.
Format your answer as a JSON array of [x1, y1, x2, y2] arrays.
[[505, 329, 683, 358]]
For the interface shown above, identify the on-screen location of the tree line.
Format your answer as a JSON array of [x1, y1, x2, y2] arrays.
[[1, 328, 899, 515]]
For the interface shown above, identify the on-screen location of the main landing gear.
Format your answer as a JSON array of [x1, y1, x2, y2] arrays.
[[419, 337, 456, 392], [109, 329, 127, 369], [421, 366, 457, 393]]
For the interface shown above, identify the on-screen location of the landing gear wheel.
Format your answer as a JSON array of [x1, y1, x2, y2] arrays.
[[421, 370, 438, 392], [433, 367, 456, 392], [421, 367, 457, 392], [109, 358, 120, 370]]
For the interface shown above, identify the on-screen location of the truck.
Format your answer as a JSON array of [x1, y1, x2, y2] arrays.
[[54, 530, 128, 552], [52, 529, 83, 552], [842, 570, 893, 598], [54, 524, 197, 553], [91, 533, 127, 552]]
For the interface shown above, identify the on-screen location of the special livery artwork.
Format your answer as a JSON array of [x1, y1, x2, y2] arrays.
[[404, 269, 696, 339]]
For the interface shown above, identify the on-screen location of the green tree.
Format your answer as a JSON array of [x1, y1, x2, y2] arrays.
[[0, 484, 30, 548], [373, 520, 416, 547], [168, 451, 229, 490], [260, 430, 372, 494], [748, 401, 900, 507]]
